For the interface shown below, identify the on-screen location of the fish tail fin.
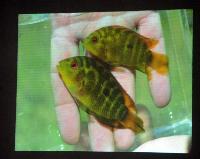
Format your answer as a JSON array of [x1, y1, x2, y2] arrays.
[[146, 51, 169, 80], [120, 110, 144, 134]]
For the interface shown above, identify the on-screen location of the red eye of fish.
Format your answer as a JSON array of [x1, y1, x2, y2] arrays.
[[71, 61, 78, 69], [92, 36, 98, 43]]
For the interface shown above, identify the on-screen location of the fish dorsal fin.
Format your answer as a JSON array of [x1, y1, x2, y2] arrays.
[[111, 25, 133, 32], [121, 88, 137, 113], [140, 35, 159, 49], [111, 25, 159, 49], [111, 25, 129, 29]]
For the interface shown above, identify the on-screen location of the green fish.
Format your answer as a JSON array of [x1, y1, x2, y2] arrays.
[[57, 56, 144, 133], [82, 25, 169, 80]]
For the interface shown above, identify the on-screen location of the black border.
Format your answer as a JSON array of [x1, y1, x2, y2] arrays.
[[1, 0, 199, 159]]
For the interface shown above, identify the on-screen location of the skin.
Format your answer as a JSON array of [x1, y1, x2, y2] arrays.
[[51, 11, 171, 151], [57, 57, 144, 133], [82, 26, 169, 83]]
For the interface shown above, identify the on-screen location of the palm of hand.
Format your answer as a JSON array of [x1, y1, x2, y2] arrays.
[[51, 11, 171, 151]]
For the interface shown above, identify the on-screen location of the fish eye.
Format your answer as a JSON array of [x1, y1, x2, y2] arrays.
[[92, 36, 98, 43], [71, 61, 78, 69]]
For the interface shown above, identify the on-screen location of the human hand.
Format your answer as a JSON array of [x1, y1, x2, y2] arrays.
[[50, 11, 171, 151]]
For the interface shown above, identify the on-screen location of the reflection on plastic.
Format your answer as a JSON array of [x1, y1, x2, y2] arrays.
[[16, 10, 192, 151], [19, 14, 49, 25]]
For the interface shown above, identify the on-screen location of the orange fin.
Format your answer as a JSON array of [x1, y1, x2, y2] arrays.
[[147, 51, 169, 78], [121, 89, 137, 112], [120, 88, 144, 134], [120, 110, 144, 134], [140, 35, 159, 49]]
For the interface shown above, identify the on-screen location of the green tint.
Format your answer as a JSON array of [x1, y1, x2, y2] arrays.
[[16, 16, 74, 151], [19, 14, 49, 26], [79, 41, 86, 56], [16, 10, 192, 151], [135, 10, 192, 147]]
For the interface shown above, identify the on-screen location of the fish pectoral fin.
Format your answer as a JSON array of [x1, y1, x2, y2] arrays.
[[119, 87, 144, 134], [74, 98, 91, 115], [140, 35, 159, 49]]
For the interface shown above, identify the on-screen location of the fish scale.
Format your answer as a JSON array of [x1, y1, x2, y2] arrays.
[[113, 27, 148, 70], [90, 57, 128, 119], [123, 33, 134, 63], [82, 58, 121, 119], [100, 98, 111, 118], [95, 70, 126, 119], [57, 56, 144, 133], [110, 94, 125, 119], [82, 25, 168, 75]]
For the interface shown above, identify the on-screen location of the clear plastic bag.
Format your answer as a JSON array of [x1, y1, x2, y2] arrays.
[[16, 10, 192, 151]]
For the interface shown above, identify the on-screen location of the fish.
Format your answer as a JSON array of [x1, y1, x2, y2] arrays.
[[82, 25, 169, 80], [57, 56, 144, 133]]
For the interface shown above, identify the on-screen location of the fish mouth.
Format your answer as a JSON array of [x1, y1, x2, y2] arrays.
[[56, 64, 61, 72], [57, 60, 66, 73], [56, 64, 64, 80]]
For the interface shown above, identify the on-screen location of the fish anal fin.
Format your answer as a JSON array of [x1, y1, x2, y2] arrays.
[[121, 89, 137, 113], [120, 88, 144, 134], [93, 114, 123, 131]]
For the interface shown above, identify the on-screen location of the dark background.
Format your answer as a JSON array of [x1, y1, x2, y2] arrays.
[[0, 0, 199, 159]]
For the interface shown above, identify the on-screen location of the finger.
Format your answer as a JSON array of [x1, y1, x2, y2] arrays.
[[112, 68, 136, 150], [51, 21, 81, 144], [86, 16, 135, 151], [81, 13, 130, 38], [51, 13, 106, 30], [51, 73, 80, 144], [51, 27, 79, 72], [82, 11, 152, 33], [88, 116, 115, 151], [121, 11, 153, 28], [55, 103, 80, 144], [138, 12, 171, 107]]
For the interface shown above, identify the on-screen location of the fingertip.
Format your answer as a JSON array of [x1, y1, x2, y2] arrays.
[[88, 116, 114, 152], [56, 103, 80, 144], [149, 70, 171, 107], [114, 129, 135, 150], [51, 73, 75, 106]]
